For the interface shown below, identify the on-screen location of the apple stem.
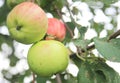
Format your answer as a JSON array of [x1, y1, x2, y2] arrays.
[[16, 26, 22, 31], [32, 73, 35, 83], [56, 74, 62, 83]]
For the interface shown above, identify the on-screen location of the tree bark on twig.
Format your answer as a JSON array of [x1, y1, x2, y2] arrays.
[[32, 73, 35, 83], [56, 74, 62, 83], [54, 5, 74, 38]]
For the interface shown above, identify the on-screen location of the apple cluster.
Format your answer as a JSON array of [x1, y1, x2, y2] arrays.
[[6, 2, 69, 77]]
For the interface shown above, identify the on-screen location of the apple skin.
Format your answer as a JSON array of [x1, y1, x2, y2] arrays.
[[46, 18, 66, 41], [27, 40, 69, 77], [7, 2, 48, 44]]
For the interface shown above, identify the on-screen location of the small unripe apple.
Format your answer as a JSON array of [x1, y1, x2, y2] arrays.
[[27, 40, 69, 77], [7, 2, 48, 44], [45, 18, 66, 41]]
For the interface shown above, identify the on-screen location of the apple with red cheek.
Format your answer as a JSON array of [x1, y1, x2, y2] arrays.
[[45, 18, 66, 41], [27, 40, 69, 77], [7, 2, 48, 44]]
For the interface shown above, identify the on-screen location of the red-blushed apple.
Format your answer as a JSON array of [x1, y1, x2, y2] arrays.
[[7, 2, 48, 44], [45, 18, 66, 41], [27, 40, 69, 77]]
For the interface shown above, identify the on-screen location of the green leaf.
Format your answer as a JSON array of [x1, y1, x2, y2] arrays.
[[77, 27, 88, 39], [0, 0, 10, 25], [9, 54, 19, 66], [6, 0, 27, 9], [66, 22, 75, 31], [92, 22, 104, 36], [0, 34, 18, 66], [77, 62, 95, 83], [7, 70, 31, 83], [61, 74, 77, 83], [110, 38, 120, 49], [71, 55, 83, 68], [77, 60, 120, 83], [94, 38, 120, 62], [36, 73, 77, 83], [73, 39, 91, 50], [80, 0, 118, 5], [71, 7, 79, 15], [53, 0, 66, 10], [39, 0, 66, 18], [36, 75, 50, 83], [93, 61, 120, 83], [64, 22, 75, 43], [0, 34, 13, 50]]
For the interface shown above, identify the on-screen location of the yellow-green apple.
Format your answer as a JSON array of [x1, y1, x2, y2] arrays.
[[27, 40, 69, 77], [7, 2, 48, 44], [45, 18, 66, 41]]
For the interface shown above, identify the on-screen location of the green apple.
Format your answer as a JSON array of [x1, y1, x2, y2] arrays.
[[46, 18, 66, 41], [7, 2, 48, 44], [27, 40, 69, 77]]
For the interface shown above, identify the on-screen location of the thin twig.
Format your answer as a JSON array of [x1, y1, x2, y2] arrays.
[[65, 1, 76, 25], [32, 73, 35, 83], [70, 29, 120, 58], [54, 1, 120, 58], [108, 29, 120, 40], [56, 74, 62, 83], [87, 29, 120, 51], [54, 5, 74, 38], [83, 29, 120, 52]]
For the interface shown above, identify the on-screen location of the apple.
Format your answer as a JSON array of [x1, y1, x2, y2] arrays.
[[27, 40, 69, 77], [7, 2, 48, 44], [7, 0, 26, 9], [45, 18, 66, 41]]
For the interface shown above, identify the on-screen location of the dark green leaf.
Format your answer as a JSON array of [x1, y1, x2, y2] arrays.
[[94, 38, 120, 62], [53, 0, 66, 10], [61, 74, 77, 83], [77, 62, 95, 83], [6, 0, 27, 9], [71, 7, 79, 15], [70, 54, 83, 68], [77, 60, 120, 83], [0, 0, 10, 25], [36, 73, 77, 83], [39, 0, 66, 18], [93, 61, 120, 83], [92, 22, 104, 35], [0, 34, 18, 67], [0, 34, 13, 50], [77, 27, 88, 39], [64, 22, 75, 43], [36, 75, 49, 83], [9, 54, 19, 66], [66, 22, 75, 31], [7, 70, 31, 83]]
